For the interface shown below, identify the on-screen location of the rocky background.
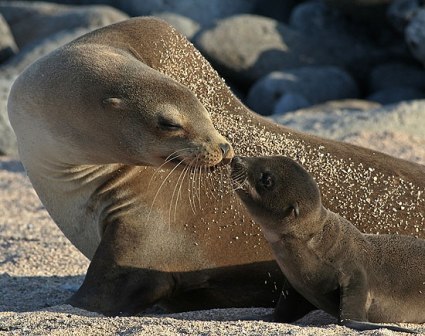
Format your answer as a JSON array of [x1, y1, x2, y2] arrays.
[[0, 1, 425, 335]]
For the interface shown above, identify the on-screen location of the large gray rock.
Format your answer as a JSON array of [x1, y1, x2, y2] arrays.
[[272, 99, 425, 144], [369, 62, 425, 92], [387, 0, 422, 33], [0, 1, 128, 48], [405, 9, 425, 65], [0, 77, 17, 156], [367, 86, 425, 104], [118, 0, 257, 26], [289, 1, 348, 33], [195, 15, 385, 86], [273, 93, 311, 115], [253, 0, 302, 22], [246, 66, 359, 116], [155, 13, 200, 40], [0, 27, 95, 79], [324, 0, 392, 22], [0, 14, 18, 63]]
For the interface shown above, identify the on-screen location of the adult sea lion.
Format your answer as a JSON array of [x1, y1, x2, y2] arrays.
[[231, 155, 424, 332], [7, 17, 425, 317]]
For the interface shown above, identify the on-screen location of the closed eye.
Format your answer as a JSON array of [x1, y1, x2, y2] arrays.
[[158, 116, 183, 131]]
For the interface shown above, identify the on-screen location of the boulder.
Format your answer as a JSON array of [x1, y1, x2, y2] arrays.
[[273, 93, 311, 115], [118, 0, 257, 27], [0, 77, 17, 156], [155, 13, 200, 40], [0, 1, 128, 49], [387, 0, 422, 33], [367, 86, 425, 104], [405, 9, 425, 65], [324, 0, 392, 22], [272, 100, 425, 153], [246, 66, 359, 116], [289, 1, 347, 33], [369, 62, 425, 92], [195, 14, 386, 87], [0, 27, 97, 79], [253, 0, 302, 23], [0, 14, 18, 63]]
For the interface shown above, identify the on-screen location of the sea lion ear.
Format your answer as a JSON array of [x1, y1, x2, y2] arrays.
[[291, 202, 300, 218], [102, 97, 126, 110]]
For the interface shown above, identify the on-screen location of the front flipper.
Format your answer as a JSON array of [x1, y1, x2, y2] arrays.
[[339, 271, 417, 334], [68, 220, 175, 316], [273, 282, 317, 323]]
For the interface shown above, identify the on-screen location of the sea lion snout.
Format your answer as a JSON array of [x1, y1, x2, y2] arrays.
[[218, 141, 234, 164], [230, 156, 248, 180], [230, 156, 244, 169]]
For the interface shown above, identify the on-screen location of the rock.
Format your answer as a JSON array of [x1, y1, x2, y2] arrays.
[[272, 99, 381, 126], [118, 0, 257, 26], [367, 86, 425, 104], [155, 13, 200, 40], [387, 0, 422, 33], [405, 9, 425, 65], [324, 0, 392, 22], [253, 0, 301, 23], [195, 15, 386, 86], [0, 14, 18, 63], [273, 93, 311, 115], [289, 1, 347, 34], [0, 77, 17, 156], [246, 66, 359, 116], [0, 2, 128, 49], [272, 100, 425, 145], [369, 62, 425, 92], [0, 26, 99, 80]]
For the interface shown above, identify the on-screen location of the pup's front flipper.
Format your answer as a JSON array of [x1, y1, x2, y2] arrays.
[[340, 319, 418, 334], [339, 271, 417, 334]]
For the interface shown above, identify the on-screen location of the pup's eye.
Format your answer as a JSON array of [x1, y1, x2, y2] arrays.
[[260, 172, 274, 189], [158, 117, 182, 131]]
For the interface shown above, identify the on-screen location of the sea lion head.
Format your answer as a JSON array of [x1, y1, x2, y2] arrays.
[[97, 61, 235, 168], [18, 44, 234, 168], [230, 156, 322, 240]]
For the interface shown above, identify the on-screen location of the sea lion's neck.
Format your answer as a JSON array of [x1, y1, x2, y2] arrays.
[[307, 210, 367, 262], [24, 160, 127, 258]]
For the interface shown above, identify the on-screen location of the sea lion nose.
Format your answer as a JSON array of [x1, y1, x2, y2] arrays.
[[219, 142, 234, 164], [219, 143, 231, 157]]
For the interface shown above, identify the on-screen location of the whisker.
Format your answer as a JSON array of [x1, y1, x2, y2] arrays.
[[168, 159, 188, 229], [148, 159, 185, 222], [187, 158, 197, 214], [174, 163, 190, 222], [147, 148, 190, 188], [197, 164, 202, 209]]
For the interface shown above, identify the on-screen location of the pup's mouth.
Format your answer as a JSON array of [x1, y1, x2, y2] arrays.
[[230, 156, 248, 187]]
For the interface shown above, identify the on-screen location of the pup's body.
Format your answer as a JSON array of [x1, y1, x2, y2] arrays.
[[231, 156, 425, 332]]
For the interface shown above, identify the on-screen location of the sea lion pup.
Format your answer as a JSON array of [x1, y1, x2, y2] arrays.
[[231, 155, 424, 333], [7, 17, 425, 317]]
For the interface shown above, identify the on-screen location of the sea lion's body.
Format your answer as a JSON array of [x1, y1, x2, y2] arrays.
[[231, 156, 425, 330], [7, 17, 425, 316]]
